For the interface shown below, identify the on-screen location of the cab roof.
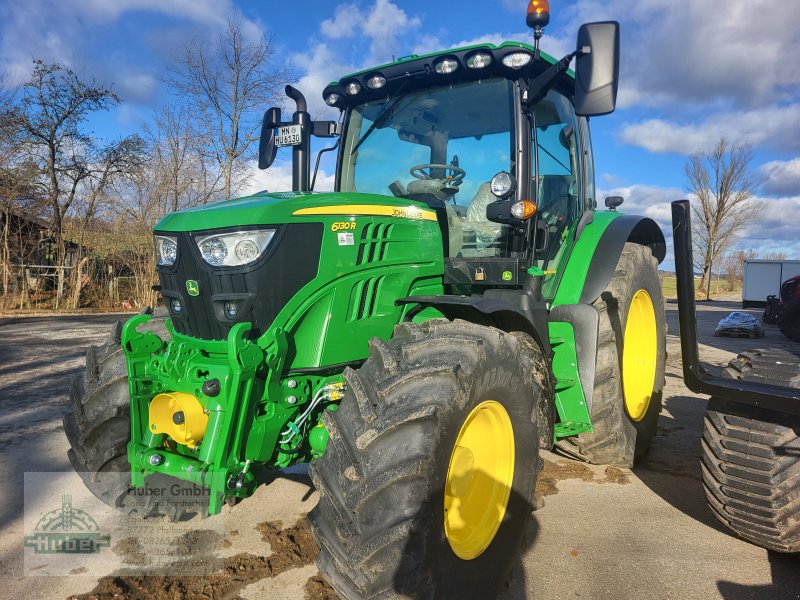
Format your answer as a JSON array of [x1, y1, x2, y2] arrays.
[[322, 41, 576, 110]]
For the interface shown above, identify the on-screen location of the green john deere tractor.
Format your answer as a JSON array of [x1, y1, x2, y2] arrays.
[[65, 7, 667, 598]]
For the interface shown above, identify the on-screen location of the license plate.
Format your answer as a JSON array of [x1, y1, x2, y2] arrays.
[[275, 124, 302, 147]]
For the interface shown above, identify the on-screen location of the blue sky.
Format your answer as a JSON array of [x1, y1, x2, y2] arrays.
[[2, 0, 799, 267]]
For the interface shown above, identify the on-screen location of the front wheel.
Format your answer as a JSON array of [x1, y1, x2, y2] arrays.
[[308, 320, 545, 599]]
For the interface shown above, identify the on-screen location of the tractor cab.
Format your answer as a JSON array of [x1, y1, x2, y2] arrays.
[[259, 21, 620, 298]]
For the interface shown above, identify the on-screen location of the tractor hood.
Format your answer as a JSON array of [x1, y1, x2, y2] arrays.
[[154, 191, 437, 232]]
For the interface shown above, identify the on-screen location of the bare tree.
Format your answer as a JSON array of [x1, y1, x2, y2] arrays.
[[0, 71, 48, 306], [78, 135, 147, 227], [684, 138, 761, 300], [164, 19, 292, 199], [10, 60, 121, 304], [145, 105, 222, 215]]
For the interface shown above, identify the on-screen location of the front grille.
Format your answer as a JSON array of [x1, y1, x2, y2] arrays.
[[156, 223, 323, 340]]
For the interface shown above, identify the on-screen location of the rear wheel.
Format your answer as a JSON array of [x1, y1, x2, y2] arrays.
[[308, 320, 544, 599], [556, 243, 666, 467], [778, 299, 800, 342], [702, 350, 800, 553]]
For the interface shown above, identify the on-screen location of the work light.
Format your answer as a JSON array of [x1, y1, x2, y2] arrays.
[[366, 74, 386, 89], [344, 81, 361, 95], [491, 172, 516, 199], [325, 93, 341, 106], [501, 52, 533, 69], [434, 57, 459, 74], [466, 52, 493, 69]]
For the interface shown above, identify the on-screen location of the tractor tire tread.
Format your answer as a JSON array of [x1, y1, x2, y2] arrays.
[[309, 319, 544, 599]]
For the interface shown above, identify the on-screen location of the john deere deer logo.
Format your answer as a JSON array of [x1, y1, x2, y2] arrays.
[[186, 280, 200, 296], [24, 495, 110, 554]]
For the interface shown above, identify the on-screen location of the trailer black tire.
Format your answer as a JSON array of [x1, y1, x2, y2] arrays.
[[556, 242, 666, 467], [702, 399, 800, 553], [308, 319, 544, 599], [778, 299, 800, 342], [702, 351, 800, 553], [63, 309, 202, 519]]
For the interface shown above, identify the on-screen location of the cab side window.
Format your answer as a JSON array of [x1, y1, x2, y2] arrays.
[[533, 90, 581, 283]]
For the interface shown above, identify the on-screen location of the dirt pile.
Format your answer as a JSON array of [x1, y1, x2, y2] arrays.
[[69, 518, 337, 600]]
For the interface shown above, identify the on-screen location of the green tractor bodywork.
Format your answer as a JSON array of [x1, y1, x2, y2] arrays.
[[120, 27, 664, 514]]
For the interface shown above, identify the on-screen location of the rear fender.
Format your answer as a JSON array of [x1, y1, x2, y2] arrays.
[[553, 213, 665, 308]]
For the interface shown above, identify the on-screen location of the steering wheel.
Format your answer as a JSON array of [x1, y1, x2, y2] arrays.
[[409, 163, 466, 187]]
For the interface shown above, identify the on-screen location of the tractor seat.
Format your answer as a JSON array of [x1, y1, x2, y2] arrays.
[[463, 182, 502, 253]]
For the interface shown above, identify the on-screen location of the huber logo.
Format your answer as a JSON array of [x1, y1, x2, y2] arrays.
[[186, 280, 200, 296], [24, 495, 110, 554]]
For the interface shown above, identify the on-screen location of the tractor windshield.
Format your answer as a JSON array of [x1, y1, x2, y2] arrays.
[[338, 78, 515, 257]]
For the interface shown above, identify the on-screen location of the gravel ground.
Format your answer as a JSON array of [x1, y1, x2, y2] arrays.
[[0, 302, 798, 600]]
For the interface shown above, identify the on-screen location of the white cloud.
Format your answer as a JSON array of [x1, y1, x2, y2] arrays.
[[760, 158, 800, 197], [71, 0, 233, 28], [737, 195, 800, 258], [292, 43, 355, 119], [598, 183, 800, 266], [117, 70, 159, 104], [559, 0, 800, 110], [321, 4, 358, 40], [239, 160, 335, 196], [363, 0, 421, 62], [599, 183, 684, 234], [0, 0, 260, 93], [292, 0, 425, 118], [619, 104, 800, 155]]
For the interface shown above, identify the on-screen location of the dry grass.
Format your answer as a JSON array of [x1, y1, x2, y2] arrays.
[[659, 274, 742, 300]]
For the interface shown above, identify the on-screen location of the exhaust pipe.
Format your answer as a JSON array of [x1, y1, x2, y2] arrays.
[[285, 85, 311, 192], [671, 200, 800, 415]]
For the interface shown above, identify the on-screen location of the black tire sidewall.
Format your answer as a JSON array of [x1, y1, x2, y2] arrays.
[[615, 250, 666, 460], [421, 360, 540, 598]]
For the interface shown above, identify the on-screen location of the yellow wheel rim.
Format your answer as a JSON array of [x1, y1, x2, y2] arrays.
[[444, 401, 515, 560], [622, 289, 658, 421]]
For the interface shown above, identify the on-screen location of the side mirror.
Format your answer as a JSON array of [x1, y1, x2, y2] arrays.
[[258, 107, 281, 170], [574, 21, 620, 116]]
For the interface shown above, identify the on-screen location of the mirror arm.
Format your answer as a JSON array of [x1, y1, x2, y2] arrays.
[[523, 49, 581, 106], [311, 138, 340, 191]]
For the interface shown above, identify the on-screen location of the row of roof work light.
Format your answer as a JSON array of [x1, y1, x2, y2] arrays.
[[324, 49, 534, 108]]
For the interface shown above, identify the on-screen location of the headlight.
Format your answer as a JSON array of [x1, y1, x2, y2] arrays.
[[155, 235, 178, 266], [193, 229, 276, 267], [490, 171, 516, 199]]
